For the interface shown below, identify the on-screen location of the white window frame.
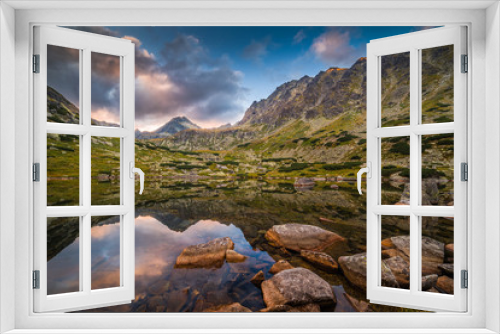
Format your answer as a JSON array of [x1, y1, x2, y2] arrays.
[[366, 26, 467, 312], [33, 26, 136, 313], [1, 1, 499, 333]]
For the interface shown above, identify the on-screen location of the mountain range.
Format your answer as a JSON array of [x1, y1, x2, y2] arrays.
[[135, 116, 200, 139]]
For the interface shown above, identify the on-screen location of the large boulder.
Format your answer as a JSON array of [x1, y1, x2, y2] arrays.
[[390, 236, 444, 275], [175, 237, 234, 268], [265, 224, 345, 252], [300, 250, 338, 273], [338, 253, 399, 291], [261, 268, 336, 309]]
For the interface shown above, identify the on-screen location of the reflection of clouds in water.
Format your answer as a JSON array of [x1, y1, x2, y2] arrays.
[[47, 237, 80, 295], [91, 222, 121, 290]]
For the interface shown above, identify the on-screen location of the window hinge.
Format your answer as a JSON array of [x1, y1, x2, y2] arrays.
[[33, 270, 40, 289], [33, 54, 40, 73], [461, 270, 468, 289], [461, 54, 468, 73], [461, 162, 468, 181], [33, 163, 40, 182]]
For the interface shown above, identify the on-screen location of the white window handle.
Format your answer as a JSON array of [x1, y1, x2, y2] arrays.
[[129, 162, 145, 195], [357, 162, 371, 195]]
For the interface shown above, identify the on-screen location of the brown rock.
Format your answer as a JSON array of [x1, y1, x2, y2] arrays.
[[269, 260, 294, 274], [381, 238, 395, 250], [265, 223, 345, 252], [344, 293, 372, 312], [427, 287, 440, 293], [175, 237, 234, 268], [421, 274, 438, 291], [300, 250, 338, 273], [261, 303, 320, 312], [390, 236, 444, 275], [436, 276, 454, 294], [250, 270, 265, 288], [204, 302, 252, 312], [438, 263, 454, 277], [445, 244, 454, 257], [383, 256, 410, 289], [226, 249, 247, 263], [338, 253, 399, 291], [381, 249, 399, 259], [261, 268, 336, 309]]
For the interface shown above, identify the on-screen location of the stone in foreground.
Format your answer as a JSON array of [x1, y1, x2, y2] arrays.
[[226, 249, 247, 263], [436, 275, 454, 294], [265, 223, 345, 252], [204, 302, 252, 312], [175, 237, 234, 269], [383, 256, 409, 289], [250, 270, 265, 288], [261, 268, 336, 309], [338, 253, 399, 291], [300, 250, 338, 273], [269, 260, 294, 274]]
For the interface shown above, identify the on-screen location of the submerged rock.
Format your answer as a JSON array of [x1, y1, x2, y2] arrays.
[[265, 223, 345, 252], [338, 253, 399, 291], [269, 260, 294, 274], [175, 237, 234, 268], [226, 249, 247, 263], [204, 302, 252, 312], [300, 250, 338, 273], [261, 268, 336, 309], [343, 293, 372, 312], [250, 270, 265, 288]]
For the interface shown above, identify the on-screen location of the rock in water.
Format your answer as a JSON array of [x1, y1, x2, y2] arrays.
[[436, 275, 454, 294], [204, 302, 252, 312], [338, 253, 399, 291], [261, 268, 336, 309], [261, 304, 320, 312], [265, 224, 345, 252], [175, 237, 234, 268], [226, 249, 247, 263], [383, 256, 410, 289], [250, 270, 265, 288], [269, 260, 294, 274], [343, 293, 372, 312], [300, 250, 338, 273], [421, 274, 438, 291]]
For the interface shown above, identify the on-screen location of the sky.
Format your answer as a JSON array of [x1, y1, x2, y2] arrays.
[[47, 26, 428, 131]]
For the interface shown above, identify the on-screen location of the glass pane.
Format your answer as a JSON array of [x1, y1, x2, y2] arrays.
[[381, 137, 410, 205], [47, 217, 80, 295], [381, 215, 410, 289], [421, 45, 454, 124], [421, 217, 454, 294], [47, 45, 80, 124], [91, 52, 121, 127], [91, 216, 121, 290], [421, 134, 454, 206], [47, 134, 80, 206], [91, 137, 121, 206], [381, 52, 410, 127]]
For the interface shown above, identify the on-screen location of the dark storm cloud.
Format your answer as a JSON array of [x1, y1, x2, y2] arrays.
[[47, 45, 80, 106]]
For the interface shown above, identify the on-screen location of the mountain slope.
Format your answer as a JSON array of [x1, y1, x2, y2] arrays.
[[136, 116, 200, 139]]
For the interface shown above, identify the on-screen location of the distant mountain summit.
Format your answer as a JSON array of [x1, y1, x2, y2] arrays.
[[136, 116, 200, 139]]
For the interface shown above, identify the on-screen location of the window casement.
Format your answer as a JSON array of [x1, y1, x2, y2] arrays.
[[33, 26, 139, 312]]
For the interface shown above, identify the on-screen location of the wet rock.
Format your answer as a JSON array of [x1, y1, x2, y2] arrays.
[[226, 249, 247, 263], [331, 286, 357, 312], [250, 270, 265, 288], [300, 250, 338, 273], [269, 260, 294, 274], [438, 263, 454, 277], [204, 302, 252, 312], [261, 268, 336, 309], [265, 223, 345, 252], [445, 244, 454, 257], [383, 256, 410, 289], [261, 303, 320, 312], [436, 276, 454, 294], [344, 293, 372, 312], [175, 237, 234, 268], [338, 253, 399, 291], [421, 274, 438, 291]]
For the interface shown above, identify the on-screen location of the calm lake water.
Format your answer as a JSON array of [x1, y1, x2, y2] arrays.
[[47, 179, 436, 312]]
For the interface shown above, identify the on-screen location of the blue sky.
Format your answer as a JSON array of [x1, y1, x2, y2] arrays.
[[51, 26, 427, 131]]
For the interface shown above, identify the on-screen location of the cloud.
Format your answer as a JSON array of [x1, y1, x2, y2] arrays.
[[242, 37, 271, 62], [293, 29, 306, 44], [310, 29, 357, 65], [48, 28, 248, 130]]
